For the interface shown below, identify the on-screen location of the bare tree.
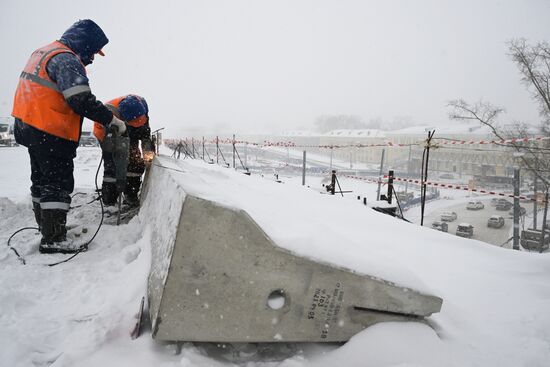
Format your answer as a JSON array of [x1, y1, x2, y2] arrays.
[[447, 99, 506, 139], [448, 39, 550, 190], [448, 40, 550, 247], [508, 39, 550, 132]]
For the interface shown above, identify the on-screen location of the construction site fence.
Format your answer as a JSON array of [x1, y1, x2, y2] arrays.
[[164, 135, 550, 150]]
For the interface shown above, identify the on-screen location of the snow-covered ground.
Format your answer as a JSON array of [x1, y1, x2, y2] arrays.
[[2, 146, 550, 367]]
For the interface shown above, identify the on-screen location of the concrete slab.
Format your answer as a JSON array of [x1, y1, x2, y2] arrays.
[[144, 160, 442, 342]]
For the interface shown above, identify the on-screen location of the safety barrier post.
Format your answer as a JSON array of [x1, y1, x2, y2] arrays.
[[420, 131, 435, 226], [376, 149, 385, 200], [330, 170, 336, 195], [513, 168, 520, 250], [539, 190, 549, 253], [533, 175, 538, 229], [232, 134, 236, 169], [387, 170, 394, 204]]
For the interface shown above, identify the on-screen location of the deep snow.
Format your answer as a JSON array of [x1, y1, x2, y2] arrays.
[[1, 146, 550, 367]]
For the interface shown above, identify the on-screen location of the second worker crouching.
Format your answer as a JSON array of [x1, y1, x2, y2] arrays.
[[94, 94, 155, 208]]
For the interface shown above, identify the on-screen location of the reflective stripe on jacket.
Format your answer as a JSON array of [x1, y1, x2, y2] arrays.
[[12, 41, 85, 142]]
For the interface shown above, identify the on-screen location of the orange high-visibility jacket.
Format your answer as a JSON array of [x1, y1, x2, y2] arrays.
[[12, 41, 84, 142], [93, 95, 147, 142]]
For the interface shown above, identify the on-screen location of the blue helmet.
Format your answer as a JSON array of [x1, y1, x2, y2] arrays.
[[119, 95, 148, 121]]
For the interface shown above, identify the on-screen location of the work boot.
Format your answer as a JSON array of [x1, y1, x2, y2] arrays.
[[123, 194, 140, 209], [101, 182, 118, 206], [39, 209, 80, 254], [32, 201, 42, 229]]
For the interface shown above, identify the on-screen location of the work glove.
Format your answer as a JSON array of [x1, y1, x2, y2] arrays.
[[109, 116, 127, 136], [143, 150, 155, 166]]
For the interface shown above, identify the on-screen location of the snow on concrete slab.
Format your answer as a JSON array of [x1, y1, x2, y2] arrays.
[[150, 155, 550, 365], [1, 148, 550, 367]]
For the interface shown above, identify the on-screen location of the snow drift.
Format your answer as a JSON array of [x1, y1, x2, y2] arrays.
[[1, 148, 550, 366]]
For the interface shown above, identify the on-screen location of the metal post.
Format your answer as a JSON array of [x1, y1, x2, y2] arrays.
[[202, 136, 205, 160], [329, 148, 333, 172], [376, 149, 386, 201], [540, 190, 549, 252], [405, 145, 411, 194], [151, 127, 165, 155], [158, 132, 162, 154], [387, 170, 394, 204], [232, 134, 236, 169], [216, 136, 219, 164], [420, 131, 434, 227], [330, 170, 336, 195], [513, 168, 520, 250], [244, 143, 248, 167], [533, 174, 538, 229], [302, 150, 306, 186]]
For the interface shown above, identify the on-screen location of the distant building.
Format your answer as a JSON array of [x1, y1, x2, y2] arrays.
[[269, 124, 540, 178], [211, 123, 542, 181]]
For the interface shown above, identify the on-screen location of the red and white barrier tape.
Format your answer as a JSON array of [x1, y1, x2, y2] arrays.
[[341, 174, 385, 185], [169, 135, 549, 150], [286, 142, 416, 149], [341, 173, 545, 202], [383, 176, 543, 202], [434, 136, 550, 146]]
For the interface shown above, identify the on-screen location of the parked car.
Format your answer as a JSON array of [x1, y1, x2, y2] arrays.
[[467, 201, 485, 210], [496, 199, 513, 211], [521, 228, 550, 251], [431, 221, 449, 232], [441, 211, 458, 222], [456, 223, 474, 238], [487, 215, 505, 228]]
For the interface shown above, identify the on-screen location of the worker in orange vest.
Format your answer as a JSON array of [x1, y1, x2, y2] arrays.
[[94, 95, 154, 208], [12, 19, 126, 254]]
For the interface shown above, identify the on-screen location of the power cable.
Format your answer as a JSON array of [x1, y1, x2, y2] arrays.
[[6, 156, 106, 267], [6, 227, 37, 264], [47, 156, 105, 267]]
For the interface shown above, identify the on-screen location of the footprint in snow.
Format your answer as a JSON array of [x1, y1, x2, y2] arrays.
[[122, 244, 141, 265]]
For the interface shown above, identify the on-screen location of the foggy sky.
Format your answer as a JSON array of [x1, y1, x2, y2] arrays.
[[1, 0, 549, 137]]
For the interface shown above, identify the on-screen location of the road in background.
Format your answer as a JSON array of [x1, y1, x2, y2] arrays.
[[420, 198, 534, 248]]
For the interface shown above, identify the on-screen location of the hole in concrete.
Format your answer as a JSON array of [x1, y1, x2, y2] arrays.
[[267, 289, 286, 310]]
